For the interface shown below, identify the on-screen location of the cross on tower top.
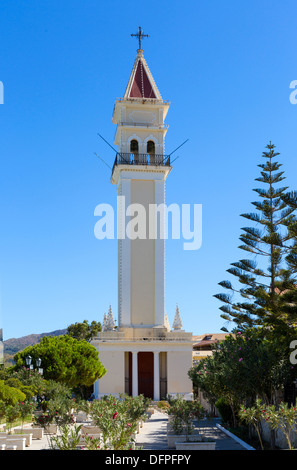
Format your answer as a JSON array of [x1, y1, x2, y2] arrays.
[[131, 26, 149, 50]]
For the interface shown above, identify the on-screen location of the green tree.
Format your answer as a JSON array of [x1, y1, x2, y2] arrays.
[[13, 335, 106, 388], [214, 142, 297, 333], [66, 320, 102, 342], [8, 367, 46, 398], [0, 380, 26, 406], [280, 191, 297, 316], [188, 329, 293, 426]]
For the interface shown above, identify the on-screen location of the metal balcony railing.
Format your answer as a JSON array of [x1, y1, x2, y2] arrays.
[[112, 152, 171, 175]]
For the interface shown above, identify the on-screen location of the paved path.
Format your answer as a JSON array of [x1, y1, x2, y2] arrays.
[[135, 411, 251, 451], [136, 411, 170, 450]]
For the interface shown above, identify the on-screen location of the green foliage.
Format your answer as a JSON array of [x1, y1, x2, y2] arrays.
[[34, 413, 55, 427], [4, 377, 23, 389], [89, 394, 149, 450], [17, 400, 36, 429], [281, 191, 297, 315], [13, 335, 107, 387], [125, 394, 151, 423], [34, 381, 76, 429], [8, 368, 46, 396], [188, 328, 294, 426], [50, 424, 83, 450], [239, 399, 265, 449], [157, 400, 170, 411], [215, 397, 233, 425], [264, 402, 297, 450], [214, 142, 297, 332], [66, 320, 102, 342], [0, 400, 6, 420], [0, 380, 26, 406], [5, 404, 21, 431], [4, 377, 35, 400], [239, 400, 297, 450], [82, 432, 102, 450], [43, 380, 72, 401], [167, 396, 204, 436]]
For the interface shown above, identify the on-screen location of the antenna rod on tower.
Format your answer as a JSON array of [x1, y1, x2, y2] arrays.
[[168, 139, 189, 157], [97, 133, 118, 154], [94, 152, 112, 170]]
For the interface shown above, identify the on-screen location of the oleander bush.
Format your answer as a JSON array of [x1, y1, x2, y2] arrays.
[[89, 394, 149, 450]]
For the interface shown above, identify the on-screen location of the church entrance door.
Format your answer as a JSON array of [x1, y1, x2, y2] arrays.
[[138, 352, 154, 399]]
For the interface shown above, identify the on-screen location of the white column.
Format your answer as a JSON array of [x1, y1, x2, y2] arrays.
[[154, 351, 160, 401], [132, 352, 138, 397], [154, 180, 165, 326]]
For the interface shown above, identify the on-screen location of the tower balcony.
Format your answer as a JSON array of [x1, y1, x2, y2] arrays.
[[111, 152, 171, 176]]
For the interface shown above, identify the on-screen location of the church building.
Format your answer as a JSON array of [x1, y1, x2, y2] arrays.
[[92, 29, 193, 401]]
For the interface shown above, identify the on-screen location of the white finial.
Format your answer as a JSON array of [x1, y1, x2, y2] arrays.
[[102, 312, 107, 332], [172, 304, 183, 331], [164, 313, 170, 331], [106, 305, 115, 330]]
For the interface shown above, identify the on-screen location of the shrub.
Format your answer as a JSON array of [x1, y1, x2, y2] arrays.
[[239, 399, 265, 450], [90, 395, 144, 450], [157, 400, 170, 411], [215, 397, 234, 425], [264, 402, 297, 450], [167, 396, 204, 436], [50, 424, 83, 450], [17, 400, 36, 430], [5, 404, 21, 431]]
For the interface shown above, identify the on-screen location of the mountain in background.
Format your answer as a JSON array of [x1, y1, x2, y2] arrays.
[[3, 329, 67, 363]]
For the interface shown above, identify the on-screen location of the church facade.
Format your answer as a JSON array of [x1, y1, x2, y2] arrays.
[[92, 36, 193, 401]]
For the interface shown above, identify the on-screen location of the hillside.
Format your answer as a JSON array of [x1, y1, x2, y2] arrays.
[[3, 329, 67, 359]]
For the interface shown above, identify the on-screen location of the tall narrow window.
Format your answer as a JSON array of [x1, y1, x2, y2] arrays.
[[130, 139, 139, 164], [147, 140, 155, 165]]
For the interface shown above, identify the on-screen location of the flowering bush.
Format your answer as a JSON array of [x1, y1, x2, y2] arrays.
[[50, 424, 83, 450], [5, 404, 21, 432], [264, 402, 297, 450], [167, 396, 204, 436], [239, 399, 265, 450], [89, 395, 147, 450], [82, 432, 102, 450], [17, 400, 36, 430], [240, 400, 297, 450], [34, 413, 55, 427]]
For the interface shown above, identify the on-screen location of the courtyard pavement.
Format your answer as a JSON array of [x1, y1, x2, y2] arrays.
[[7, 410, 251, 451], [135, 410, 251, 451]]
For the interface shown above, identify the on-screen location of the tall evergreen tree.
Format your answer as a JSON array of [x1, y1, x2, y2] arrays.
[[214, 142, 297, 332], [280, 191, 297, 317]]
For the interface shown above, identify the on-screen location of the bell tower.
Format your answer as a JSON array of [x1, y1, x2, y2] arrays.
[[111, 40, 171, 332], [92, 29, 193, 401]]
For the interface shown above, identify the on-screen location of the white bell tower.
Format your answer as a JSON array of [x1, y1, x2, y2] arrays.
[[111, 45, 171, 331], [92, 29, 193, 401]]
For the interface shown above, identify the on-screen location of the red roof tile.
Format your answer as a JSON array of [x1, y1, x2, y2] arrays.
[[129, 59, 156, 99]]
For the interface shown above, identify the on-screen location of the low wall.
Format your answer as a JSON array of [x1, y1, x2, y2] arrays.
[[261, 419, 297, 449]]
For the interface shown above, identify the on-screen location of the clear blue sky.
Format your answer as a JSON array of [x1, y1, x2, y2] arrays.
[[1, 0, 297, 340]]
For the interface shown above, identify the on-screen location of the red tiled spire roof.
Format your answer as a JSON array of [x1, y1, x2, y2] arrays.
[[123, 50, 162, 101], [129, 59, 156, 99]]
